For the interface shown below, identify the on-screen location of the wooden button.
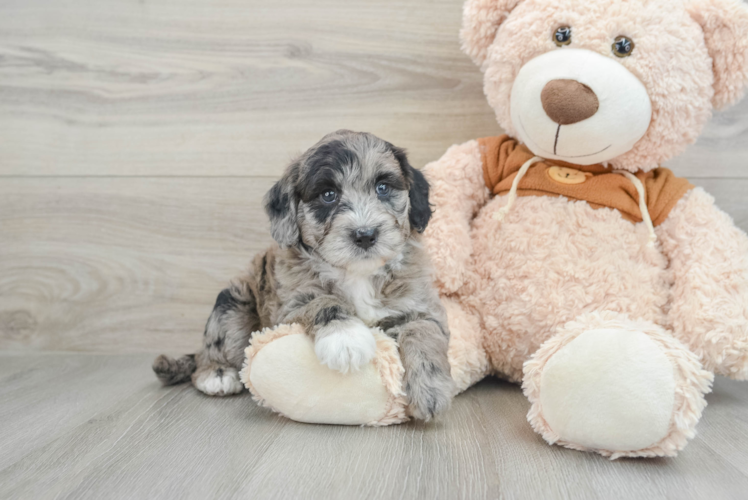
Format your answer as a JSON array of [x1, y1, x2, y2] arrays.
[[547, 166, 593, 185]]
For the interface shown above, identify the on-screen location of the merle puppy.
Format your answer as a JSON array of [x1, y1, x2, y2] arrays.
[[153, 130, 454, 420]]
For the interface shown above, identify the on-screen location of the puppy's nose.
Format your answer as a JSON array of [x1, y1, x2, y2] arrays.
[[353, 227, 378, 250], [541, 79, 599, 125]]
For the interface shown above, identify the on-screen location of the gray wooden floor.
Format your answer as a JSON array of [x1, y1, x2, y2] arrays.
[[0, 353, 747, 500], [2, 0, 748, 498]]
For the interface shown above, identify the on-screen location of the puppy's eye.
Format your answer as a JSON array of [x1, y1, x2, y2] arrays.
[[320, 190, 338, 204], [553, 26, 572, 46], [612, 36, 635, 57], [376, 183, 390, 197]]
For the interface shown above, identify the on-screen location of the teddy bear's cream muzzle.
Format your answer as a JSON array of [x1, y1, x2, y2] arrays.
[[510, 48, 652, 166]]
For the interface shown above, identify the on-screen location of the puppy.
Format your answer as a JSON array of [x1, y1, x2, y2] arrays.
[[153, 130, 454, 420]]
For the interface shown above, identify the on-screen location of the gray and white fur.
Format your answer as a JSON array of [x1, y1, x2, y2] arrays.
[[153, 130, 454, 420]]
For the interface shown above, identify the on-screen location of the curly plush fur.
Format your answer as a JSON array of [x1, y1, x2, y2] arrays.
[[462, 0, 748, 172], [154, 131, 454, 421], [420, 0, 748, 457], [240, 324, 410, 426]]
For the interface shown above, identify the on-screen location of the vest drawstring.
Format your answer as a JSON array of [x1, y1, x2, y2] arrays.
[[491, 157, 657, 248], [613, 170, 657, 247], [492, 156, 543, 222]]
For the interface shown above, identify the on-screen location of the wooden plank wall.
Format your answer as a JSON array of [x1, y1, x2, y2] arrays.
[[2, 0, 747, 354]]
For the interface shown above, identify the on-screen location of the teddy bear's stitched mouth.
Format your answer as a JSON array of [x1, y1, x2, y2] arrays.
[[518, 116, 612, 160]]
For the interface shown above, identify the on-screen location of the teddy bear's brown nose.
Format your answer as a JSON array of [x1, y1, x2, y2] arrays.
[[541, 79, 600, 125]]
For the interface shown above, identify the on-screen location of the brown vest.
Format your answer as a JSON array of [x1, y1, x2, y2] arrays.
[[478, 135, 693, 226]]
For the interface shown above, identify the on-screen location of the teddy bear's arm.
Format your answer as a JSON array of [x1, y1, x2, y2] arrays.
[[422, 140, 490, 294], [656, 187, 748, 380]]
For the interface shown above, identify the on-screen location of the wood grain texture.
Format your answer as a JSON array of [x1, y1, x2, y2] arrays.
[[3, 177, 748, 353], [0, 177, 276, 353], [1, 0, 746, 178], [2, 0, 748, 496], [2, 0, 748, 355], [0, 0, 497, 176], [0, 353, 747, 500]]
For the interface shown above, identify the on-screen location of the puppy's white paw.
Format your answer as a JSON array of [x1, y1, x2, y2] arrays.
[[314, 319, 377, 373], [194, 367, 244, 396]]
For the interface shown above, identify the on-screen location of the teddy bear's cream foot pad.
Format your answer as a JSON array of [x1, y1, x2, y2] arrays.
[[240, 324, 408, 426], [523, 312, 714, 458], [540, 327, 675, 451]]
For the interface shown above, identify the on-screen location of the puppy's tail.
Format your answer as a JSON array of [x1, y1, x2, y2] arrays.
[[152, 354, 197, 385]]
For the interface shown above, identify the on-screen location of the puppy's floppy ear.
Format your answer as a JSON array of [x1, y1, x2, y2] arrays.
[[688, 0, 748, 109], [263, 161, 300, 248], [389, 144, 432, 233], [461, 0, 524, 68], [407, 167, 432, 233]]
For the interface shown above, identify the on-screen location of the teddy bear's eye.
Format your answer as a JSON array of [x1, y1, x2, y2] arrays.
[[553, 26, 572, 46], [612, 36, 635, 57]]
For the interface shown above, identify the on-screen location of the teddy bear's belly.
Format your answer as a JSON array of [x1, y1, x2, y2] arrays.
[[468, 195, 671, 381]]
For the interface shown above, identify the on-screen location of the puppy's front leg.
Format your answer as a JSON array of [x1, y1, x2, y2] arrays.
[[283, 297, 376, 373], [392, 319, 455, 421]]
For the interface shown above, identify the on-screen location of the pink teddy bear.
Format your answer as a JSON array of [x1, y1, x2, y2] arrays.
[[422, 0, 748, 458], [242, 0, 748, 459]]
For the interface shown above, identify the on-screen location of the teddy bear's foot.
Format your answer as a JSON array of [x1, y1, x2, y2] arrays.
[[240, 324, 408, 426], [523, 312, 714, 459]]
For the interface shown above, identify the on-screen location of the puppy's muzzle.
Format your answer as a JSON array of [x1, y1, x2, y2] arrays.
[[352, 227, 378, 250]]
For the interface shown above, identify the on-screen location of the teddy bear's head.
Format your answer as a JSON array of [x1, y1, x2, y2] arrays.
[[462, 0, 748, 172]]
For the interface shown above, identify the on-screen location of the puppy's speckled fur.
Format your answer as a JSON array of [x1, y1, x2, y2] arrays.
[[154, 130, 454, 420]]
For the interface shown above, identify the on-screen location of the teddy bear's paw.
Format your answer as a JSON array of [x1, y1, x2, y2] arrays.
[[314, 319, 377, 373], [523, 313, 713, 458], [193, 366, 244, 396], [244, 327, 408, 426], [540, 329, 675, 451]]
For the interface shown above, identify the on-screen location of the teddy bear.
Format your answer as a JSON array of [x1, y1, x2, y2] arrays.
[[418, 0, 748, 458], [240, 0, 748, 458]]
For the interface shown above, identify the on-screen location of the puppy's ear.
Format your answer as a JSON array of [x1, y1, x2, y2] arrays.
[[264, 161, 300, 248], [389, 144, 432, 233], [407, 167, 432, 233]]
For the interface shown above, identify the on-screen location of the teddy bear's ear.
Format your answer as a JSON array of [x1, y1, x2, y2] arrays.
[[461, 0, 524, 67], [688, 0, 748, 109]]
